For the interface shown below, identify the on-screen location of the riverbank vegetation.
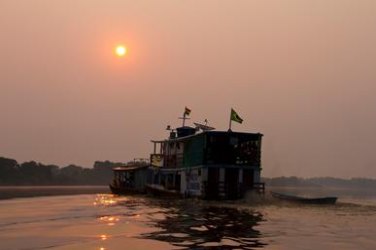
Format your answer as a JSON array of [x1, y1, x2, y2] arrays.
[[1, 156, 376, 188], [0, 156, 120, 185]]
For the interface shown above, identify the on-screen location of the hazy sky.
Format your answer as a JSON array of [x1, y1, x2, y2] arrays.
[[1, 0, 376, 178]]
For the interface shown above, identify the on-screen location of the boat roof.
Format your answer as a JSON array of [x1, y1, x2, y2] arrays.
[[112, 165, 149, 171], [151, 130, 263, 143]]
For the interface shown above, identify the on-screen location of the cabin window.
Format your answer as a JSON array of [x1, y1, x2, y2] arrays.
[[205, 134, 260, 165], [234, 140, 260, 165]]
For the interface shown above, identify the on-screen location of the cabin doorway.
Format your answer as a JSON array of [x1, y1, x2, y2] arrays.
[[174, 173, 181, 191], [243, 169, 254, 189], [206, 168, 220, 199], [225, 168, 239, 199]]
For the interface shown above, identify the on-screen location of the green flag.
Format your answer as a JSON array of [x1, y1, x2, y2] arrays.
[[230, 108, 243, 124]]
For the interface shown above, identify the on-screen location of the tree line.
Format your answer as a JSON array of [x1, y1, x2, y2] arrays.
[[2, 155, 375, 188], [0, 156, 125, 185]]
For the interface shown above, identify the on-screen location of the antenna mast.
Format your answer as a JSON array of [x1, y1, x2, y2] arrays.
[[178, 107, 191, 127], [178, 112, 190, 126]]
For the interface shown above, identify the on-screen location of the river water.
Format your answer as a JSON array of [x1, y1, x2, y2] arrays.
[[0, 188, 375, 250]]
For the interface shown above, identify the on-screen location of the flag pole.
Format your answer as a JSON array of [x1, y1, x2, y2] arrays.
[[228, 109, 232, 132], [179, 107, 191, 127], [182, 112, 186, 126]]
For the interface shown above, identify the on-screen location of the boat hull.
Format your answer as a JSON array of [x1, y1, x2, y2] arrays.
[[145, 184, 182, 198], [271, 191, 337, 204], [109, 184, 146, 195]]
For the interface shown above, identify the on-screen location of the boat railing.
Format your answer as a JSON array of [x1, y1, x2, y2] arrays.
[[176, 153, 184, 167], [252, 182, 265, 193]]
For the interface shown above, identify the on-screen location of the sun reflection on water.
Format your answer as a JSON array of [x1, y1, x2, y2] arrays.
[[99, 234, 108, 241], [93, 194, 121, 206], [99, 215, 120, 226]]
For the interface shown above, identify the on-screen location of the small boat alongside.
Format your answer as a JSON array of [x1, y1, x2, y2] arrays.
[[270, 191, 337, 204], [109, 164, 149, 195]]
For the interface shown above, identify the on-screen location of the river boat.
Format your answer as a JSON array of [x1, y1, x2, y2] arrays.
[[270, 191, 337, 204], [110, 108, 265, 200]]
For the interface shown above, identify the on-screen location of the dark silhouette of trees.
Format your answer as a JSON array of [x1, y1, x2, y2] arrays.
[[2, 155, 376, 188], [0, 157, 18, 184], [18, 161, 58, 184], [0, 156, 117, 185]]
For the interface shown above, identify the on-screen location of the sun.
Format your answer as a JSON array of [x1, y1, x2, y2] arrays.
[[115, 45, 127, 57]]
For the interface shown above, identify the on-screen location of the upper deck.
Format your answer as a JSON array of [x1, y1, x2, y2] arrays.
[[151, 129, 263, 169]]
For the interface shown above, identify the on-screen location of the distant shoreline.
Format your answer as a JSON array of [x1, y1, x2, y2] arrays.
[[0, 185, 109, 200]]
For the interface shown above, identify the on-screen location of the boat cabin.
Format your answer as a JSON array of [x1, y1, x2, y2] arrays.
[[110, 165, 148, 194], [150, 127, 264, 199]]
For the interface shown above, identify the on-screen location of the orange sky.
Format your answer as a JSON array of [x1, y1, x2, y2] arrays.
[[1, 0, 376, 178]]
